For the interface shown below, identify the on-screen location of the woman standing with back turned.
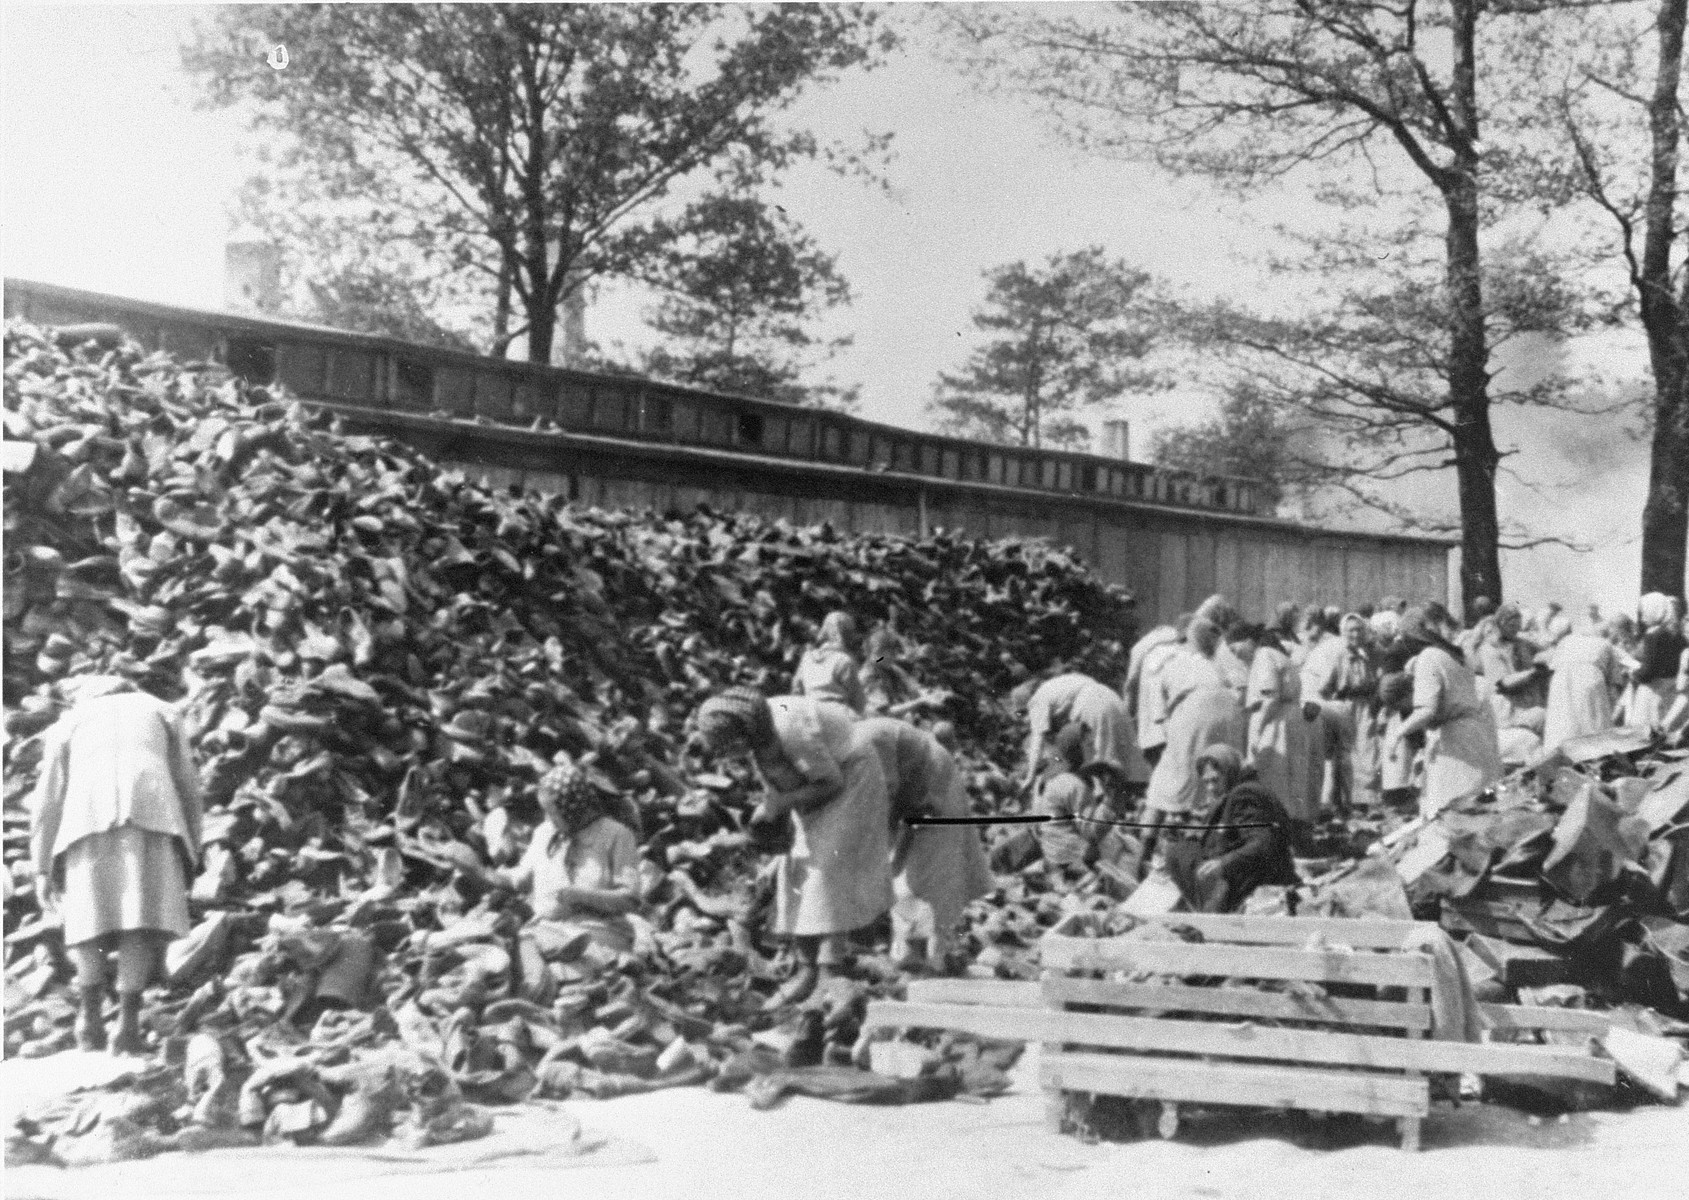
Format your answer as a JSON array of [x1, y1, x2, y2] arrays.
[[31, 676, 204, 1054]]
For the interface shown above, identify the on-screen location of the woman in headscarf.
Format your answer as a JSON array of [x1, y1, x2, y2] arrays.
[[1623, 593, 1686, 728], [1143, 618, 1246, 860], [1164, 745, 1299, 914], [30, 676, 204, 1053], [1231, 621, 1315, 828], [791, 610, 867, 715], [1540, 615, 1628, 753], [695, 687, 892, 1007], [1195, 594, 1250, 696], [1387, 606, 1503, 819], [1300, 612, 1380, 816], [1019, 669, 1145, 794], [488, 761, 642, 954], [1476, 602, 1549, 765], [857, 716, 992, 971]]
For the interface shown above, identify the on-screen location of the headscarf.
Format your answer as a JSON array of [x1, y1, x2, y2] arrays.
[[817, 611, 859, 653], [695, 686, 773, 752], [1051, 720, 1086, 770], [1340, 612, 1369, 639], [1399, 604, 1457, 655], [1640, 592, 1674, 628], [1494, 601, 1522, 633], [1187, 616, 1222, 656], [1369, 609, 1401, 642], [1196, 594, 1238, 632], [1194, 743, 1247, 795], [537, 761, 606, 845], [1271, 602, 1301, 640]]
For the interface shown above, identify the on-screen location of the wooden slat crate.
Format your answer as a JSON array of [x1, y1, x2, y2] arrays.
[[864, 912, 1616, 1151]]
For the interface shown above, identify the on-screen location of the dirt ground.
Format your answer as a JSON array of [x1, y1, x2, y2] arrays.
[[4, 1046, 1685, 1200]]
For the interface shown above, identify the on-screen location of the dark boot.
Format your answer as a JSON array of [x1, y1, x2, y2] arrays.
[[76, 987, 107, 1052], [111, 991, 145, 1056]]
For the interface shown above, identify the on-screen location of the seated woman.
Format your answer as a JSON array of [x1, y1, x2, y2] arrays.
[[1164, 745, 1299, 914], [489, 761, 641, 955]]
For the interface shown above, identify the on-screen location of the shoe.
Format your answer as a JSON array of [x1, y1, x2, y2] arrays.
[[761, 964, 818, 1012], [76, 988, 107, 1052], [110, 992, 145, 1057]]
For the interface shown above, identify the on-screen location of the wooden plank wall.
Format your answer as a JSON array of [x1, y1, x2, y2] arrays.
[[458, 463, 1451, 626]]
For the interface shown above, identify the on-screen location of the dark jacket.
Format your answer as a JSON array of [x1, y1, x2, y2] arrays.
[[1166, 781, 1300, 913]]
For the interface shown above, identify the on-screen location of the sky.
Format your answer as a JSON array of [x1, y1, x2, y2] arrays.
[[0, 2, 1664, 614]]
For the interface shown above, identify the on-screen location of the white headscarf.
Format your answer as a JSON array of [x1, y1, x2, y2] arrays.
[[1639, 593, 1674, 628]]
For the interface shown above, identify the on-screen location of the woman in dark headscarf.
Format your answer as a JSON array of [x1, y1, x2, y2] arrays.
[[1387, 605, 1502, 819], [695, 686, 891, 1007], [1164, 745, 1299, 913], [791, 611, 867, 715]]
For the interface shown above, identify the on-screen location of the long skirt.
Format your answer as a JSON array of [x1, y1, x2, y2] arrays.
[[1623, 679, 1675, 728], [59, 825, 190, 947], [1249, 701, 1314, 824], [894, 757, 992, 948], [1146, 688, 1245, 815], [775, 735, 894, 937], [1072, 687, 1149, 784], [1420, 709, 1503, 819]]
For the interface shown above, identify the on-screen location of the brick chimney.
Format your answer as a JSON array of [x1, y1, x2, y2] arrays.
[[1101, 419, 1131, 461], [224, 230, 281, 314]]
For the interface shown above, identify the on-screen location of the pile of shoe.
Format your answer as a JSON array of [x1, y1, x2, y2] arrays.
[[2, 319, 1138, 1152]]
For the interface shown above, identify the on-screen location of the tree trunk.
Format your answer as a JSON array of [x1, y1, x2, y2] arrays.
[[493, 253, 513, 354], [1639, 0, 1689, 600], [1446, 0, 1504, 612]]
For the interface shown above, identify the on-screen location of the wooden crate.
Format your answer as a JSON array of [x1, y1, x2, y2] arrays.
[[865, 912, 1614, 1151]]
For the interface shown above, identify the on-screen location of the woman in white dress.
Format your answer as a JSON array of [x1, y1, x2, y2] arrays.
[[695, 686, 891, 1008], [1541, 617, 1628, 753], [1230, 623, 1315, 826], [1387, 607, 1502, 819]]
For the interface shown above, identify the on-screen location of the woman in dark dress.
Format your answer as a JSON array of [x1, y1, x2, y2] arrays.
[[1164, 744, 1299, 913]]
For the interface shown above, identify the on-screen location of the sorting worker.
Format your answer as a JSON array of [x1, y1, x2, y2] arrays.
[[29, 676, 204, 1054], [791, 610, 868, 715], [1031, 722, 1096, 874], [857, 715, 993, 971], [1388, 605, 1503, 819], [694, 686, 892, 1008], [1018, 668, 1145, 800], [478, 761, 642, 955], [1164, 745, 1299, 914], [1143, 617, 1245, 862]]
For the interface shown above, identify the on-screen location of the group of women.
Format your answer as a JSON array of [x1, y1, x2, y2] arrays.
[[695, 612, 992, 1006], [29, 590, 1688, 1052]]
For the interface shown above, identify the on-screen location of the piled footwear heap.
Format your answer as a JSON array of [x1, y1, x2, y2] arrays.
[[1388, 730, 1689, 1012], [1, 321, 1132, 1160]]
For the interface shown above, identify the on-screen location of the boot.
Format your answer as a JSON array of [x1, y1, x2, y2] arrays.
[[761, 962, 819, 1012], [76, 987, 107, 1052], [111, 991, 145, 1057]]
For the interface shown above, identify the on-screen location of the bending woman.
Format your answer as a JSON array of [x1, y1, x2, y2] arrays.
[[857, 716, 992, 971], [696, 687, 892, 1007], [1388, 606, 1503, 819], [30, 677, 204, 1053]]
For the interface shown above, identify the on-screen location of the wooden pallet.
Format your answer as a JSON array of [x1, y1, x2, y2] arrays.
[[864, 912, 1615, 1151]]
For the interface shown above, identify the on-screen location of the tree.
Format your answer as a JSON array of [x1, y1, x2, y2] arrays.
[[944, 2, 1607, 609], [629, 192, 858, 408], [928, 247, 1160, 450], [1150, 383, 1323, 518], [1545, 0, 1689, 599], [185, 4, 895, 363]]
